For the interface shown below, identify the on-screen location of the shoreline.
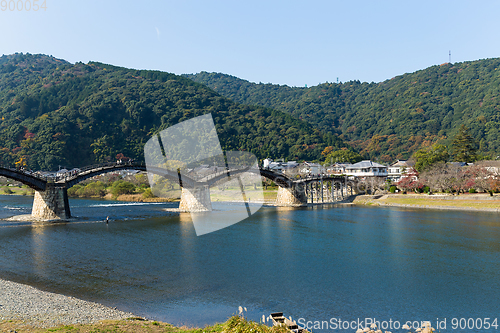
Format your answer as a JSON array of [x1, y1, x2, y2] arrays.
[[0, 277, 137, 329], [3, 195, 499, 224], [368, 201, 500, 212], [353, 194, 500, 213], [5, 185, 500, 213], [0, 191, 177, 202]]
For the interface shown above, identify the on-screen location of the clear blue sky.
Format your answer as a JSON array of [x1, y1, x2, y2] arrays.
[[1, 0, 500, 87]]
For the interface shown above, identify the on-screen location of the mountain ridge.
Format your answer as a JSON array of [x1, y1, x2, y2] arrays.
[[0, 53, 345, 170], [185, 57, 500, 161]]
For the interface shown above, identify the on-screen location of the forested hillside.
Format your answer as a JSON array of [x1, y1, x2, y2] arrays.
[[0, 53, 345, 170], [185, 58, 500, 162]]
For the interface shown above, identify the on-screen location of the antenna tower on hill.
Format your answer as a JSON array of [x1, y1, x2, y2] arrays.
[[449, 50, 451, 64]]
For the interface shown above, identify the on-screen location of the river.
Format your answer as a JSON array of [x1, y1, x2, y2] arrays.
[[1, 194, 500, 332]]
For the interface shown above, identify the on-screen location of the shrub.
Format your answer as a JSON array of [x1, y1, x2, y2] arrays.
[[469, 188, 477, 193], [111, 180, 135, 198], [136, 184, 149, 193], [224, 315, 290, 333], [3, 187, 13, 194], [142, 188, 155, 199], [389, 185, 397, 193], [67, 184, 84, 197], [82, 181, 107, 197]]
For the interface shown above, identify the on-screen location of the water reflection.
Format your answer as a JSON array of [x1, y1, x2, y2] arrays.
[[31, 224, 49, 278]]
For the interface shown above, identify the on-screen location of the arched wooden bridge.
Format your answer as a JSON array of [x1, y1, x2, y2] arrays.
[[0, 163, 353, 220]]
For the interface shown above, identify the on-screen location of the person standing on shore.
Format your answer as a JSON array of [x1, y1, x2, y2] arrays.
[[106, 216, 109, 224]]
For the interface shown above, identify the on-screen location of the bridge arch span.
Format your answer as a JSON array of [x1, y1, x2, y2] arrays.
[[201, 167, 293, 188], [256, 169, 294, 188], [1, 162, 353, 220], [0, 167, 47, 191], [59, 163, 198, 189]]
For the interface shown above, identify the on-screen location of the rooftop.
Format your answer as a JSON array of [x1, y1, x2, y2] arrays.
[[390, 160, 414, 167], [347, 160, 387, 169]]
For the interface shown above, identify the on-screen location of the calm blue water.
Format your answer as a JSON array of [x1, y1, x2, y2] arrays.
[[1, 194, 500, 332]]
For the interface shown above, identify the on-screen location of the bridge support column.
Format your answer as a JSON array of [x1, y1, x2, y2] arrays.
[[32, 184, 71, 220], [275, 185, 307, 207], [179, 186, 212, 212], [321, 180, 324, 203]]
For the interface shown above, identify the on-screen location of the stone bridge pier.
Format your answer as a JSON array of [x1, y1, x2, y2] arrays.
[[32, 184, 71, 220], [179, 185, 212, 212], [275, 184, 307, 206]]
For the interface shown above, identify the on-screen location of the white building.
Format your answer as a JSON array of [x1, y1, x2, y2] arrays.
[[299, 162, 325, 175], [326, 163, 352, 175], [345, 160, 388, 178], [388, 160, 414, 182], [476, 160, 500, 175], [56, 168, 69, 177], [264, 159, 299, 174], [263, 158, 273, 168]]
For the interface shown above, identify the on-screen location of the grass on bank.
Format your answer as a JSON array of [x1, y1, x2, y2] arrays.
[[0, 185, 34, 196], [0, 315, 291, 333], [209, 188, 278, 203], [263, 190, 278, 201], [355, 194, 500, 210], [0, 183, 278, 203]]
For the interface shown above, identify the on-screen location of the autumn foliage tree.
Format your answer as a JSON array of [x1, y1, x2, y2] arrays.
[[419, 163, 493, 194], [115, 153, 129, 161], [396, 169, 421, 193]]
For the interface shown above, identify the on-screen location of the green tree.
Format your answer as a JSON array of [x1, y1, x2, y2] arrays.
[[187, 58, 500, 161], [111, 180, 135, 198], [452, 125, 477, 163], [323, 148, 363, 164], [413, 144, 449, 172], [83, 181, 107, 197]]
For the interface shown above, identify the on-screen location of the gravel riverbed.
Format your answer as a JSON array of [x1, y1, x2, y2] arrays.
[[0, 278, 136, 328]]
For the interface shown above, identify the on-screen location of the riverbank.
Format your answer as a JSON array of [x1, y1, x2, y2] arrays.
[[102, 192, 176, 202], [0, 278, 136, 330], [0, 185, 34, 196], [0, 185, 279, 203], [0, 277, 279, 333], [0, 318, 184, 333], [354, 193, 500, 212], [1, 313, 279, 333]]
